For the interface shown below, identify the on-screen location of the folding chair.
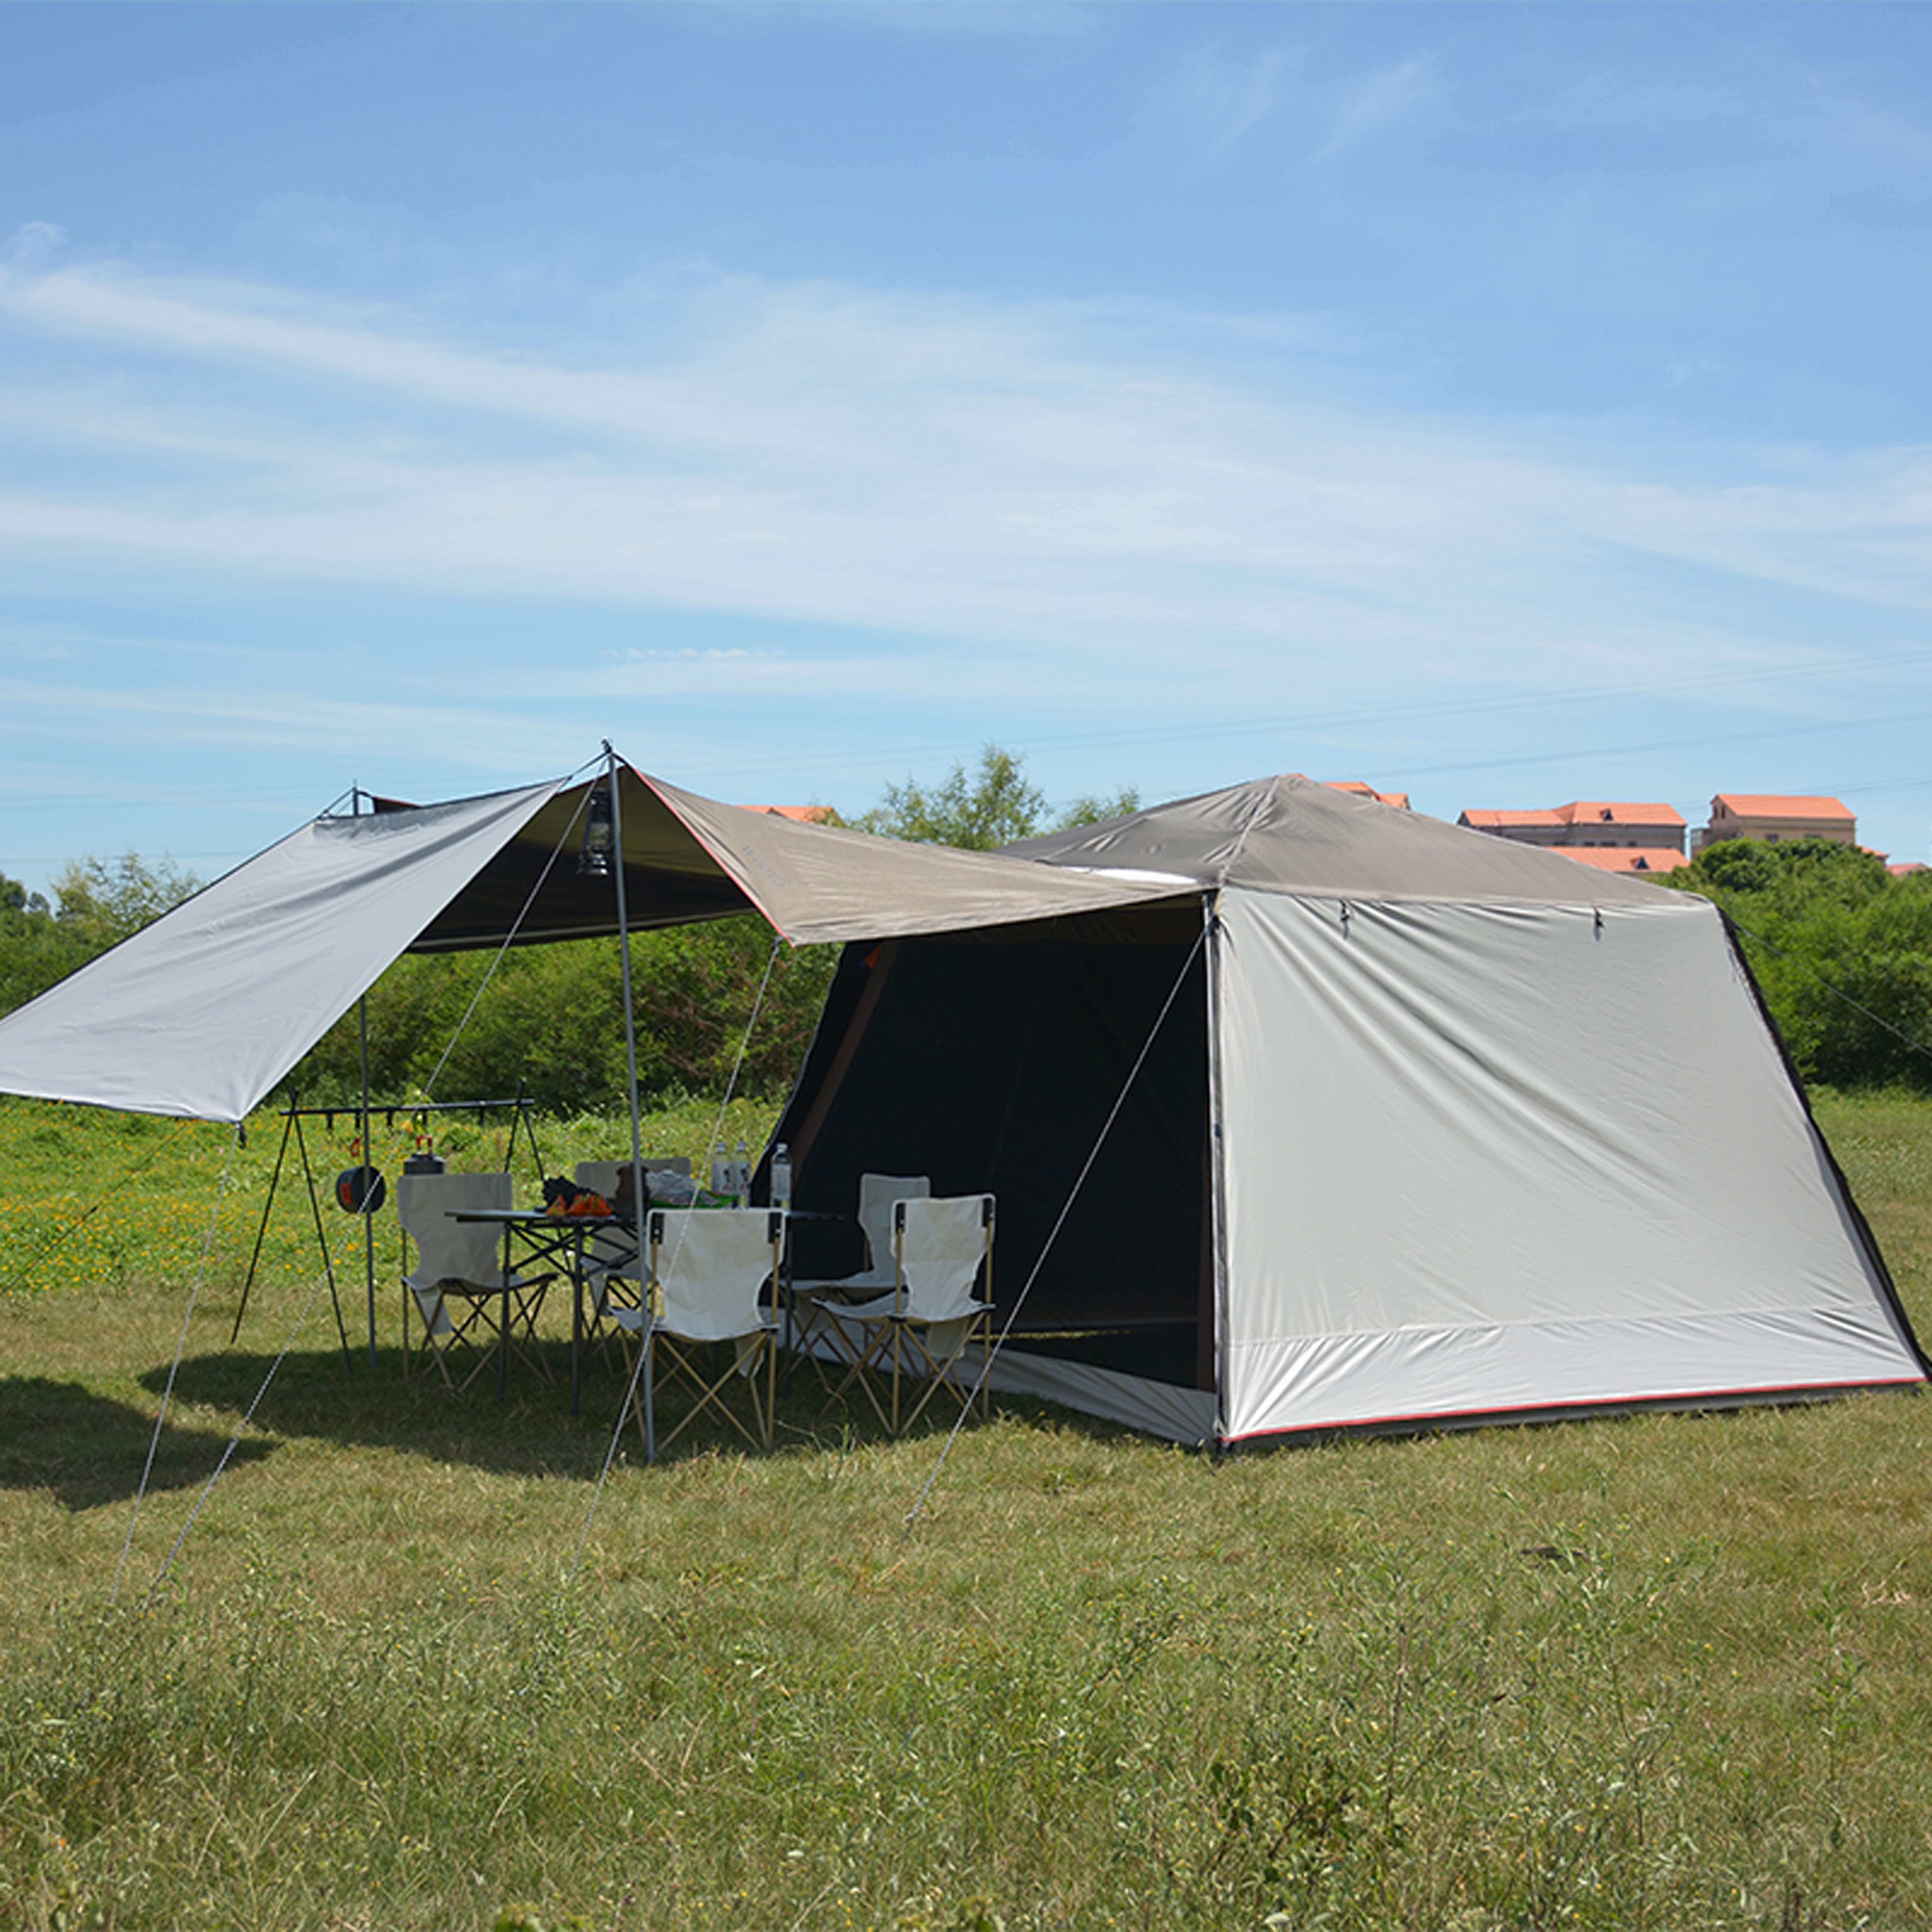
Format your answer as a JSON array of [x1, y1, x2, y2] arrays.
[[573, 1159, 692, 1356], [398, 1172, 554, 1393], [792, 1172, 930, 1374], [612, 1208, 783, 1455], [819, 1194, 994, 1436]]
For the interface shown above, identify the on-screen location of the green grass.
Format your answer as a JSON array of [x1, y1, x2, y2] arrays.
[[2, 1094, 1931, 1929]]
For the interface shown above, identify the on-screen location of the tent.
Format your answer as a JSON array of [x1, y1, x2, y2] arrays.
[[0, 760, 1922, 1448], [771, 773, 1928, 1445]]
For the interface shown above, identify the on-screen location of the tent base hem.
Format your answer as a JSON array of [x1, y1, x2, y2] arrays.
[[1218, 1374, 1925, 1449]]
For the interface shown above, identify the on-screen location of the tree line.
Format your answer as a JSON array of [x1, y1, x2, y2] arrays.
[[9, 762, 1927, 1104], [1660, 836, 1932, 1091]]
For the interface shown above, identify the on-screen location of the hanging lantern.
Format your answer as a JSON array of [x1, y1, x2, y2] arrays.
[[579, 779, 615, 878], [335, 1165, 387, 1215]]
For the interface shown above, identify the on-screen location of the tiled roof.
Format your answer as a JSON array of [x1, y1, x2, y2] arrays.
[[1559, 848, 1690, 875], [1711, 794, 1855, 820], [1461, 802, 1683, 828], [739, 804, 837, 824], [1459, 808, 1564, 829], [1552, 801, 1685, 827], [1323, 781, 1411, 810]]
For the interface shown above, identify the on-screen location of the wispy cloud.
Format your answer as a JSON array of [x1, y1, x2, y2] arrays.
[[2, 240, 1930, 718], [1173, 41, 1305, 159], [1216, 46, 1292, 155], [1316, 51, 1437, 160]]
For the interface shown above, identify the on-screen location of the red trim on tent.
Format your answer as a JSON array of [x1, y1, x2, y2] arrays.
[[631, 765, 794, 944], [1221, 1374, 1926, 1445]]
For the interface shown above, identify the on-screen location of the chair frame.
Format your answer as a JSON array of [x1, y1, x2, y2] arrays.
[[572, 1160, 688, 1362], [818, 1194, 994, 1436], [616, 1207, 784, 1457], [399, 1173, 555, 1395], [789, 1173, 930, 1387]]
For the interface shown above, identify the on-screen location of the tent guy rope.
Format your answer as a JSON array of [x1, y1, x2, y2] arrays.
[[903, 781, 1272, 1526], [112, 1123, 239, 1604], [143, 1261, 336, 1609]]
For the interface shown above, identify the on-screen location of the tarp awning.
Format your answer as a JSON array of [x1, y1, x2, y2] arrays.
[[0, 761, 1181, 1123]]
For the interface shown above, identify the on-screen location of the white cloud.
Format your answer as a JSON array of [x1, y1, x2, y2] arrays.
[[1316, 51, 1437, 159], [1, 250, 1930, 714]]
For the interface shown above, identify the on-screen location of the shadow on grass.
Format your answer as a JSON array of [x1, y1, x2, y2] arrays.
[[123, 1339, 1141, 1477], [0, 1376, 275, 1510]]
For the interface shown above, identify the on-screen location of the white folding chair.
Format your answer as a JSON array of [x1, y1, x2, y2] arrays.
[[612, 1208, 783, 1455], [793, 1173, 930, 1373], [573, 1159, 694, 1350], [398, 1172, 553, 1393], [821, 1194, 994, 1436]]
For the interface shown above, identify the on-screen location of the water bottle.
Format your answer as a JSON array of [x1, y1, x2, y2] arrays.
[[733, 1138, 750, 1199], [710, 1153, 731, 1197], [770, 1141, 792, 1211]]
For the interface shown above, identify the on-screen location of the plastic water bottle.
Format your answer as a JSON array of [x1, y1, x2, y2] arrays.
[[733, 1138, 750, 1199], [710, 1153, 731, 1197], [770, 1142, 792, 1211]]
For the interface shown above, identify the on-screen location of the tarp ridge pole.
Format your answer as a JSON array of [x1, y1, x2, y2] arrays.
[[605, 744, 653, 1464], [574, 854, 784, 1577]]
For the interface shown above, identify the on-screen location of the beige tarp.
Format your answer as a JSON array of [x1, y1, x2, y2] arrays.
[[0, 762, 1179, 1122]]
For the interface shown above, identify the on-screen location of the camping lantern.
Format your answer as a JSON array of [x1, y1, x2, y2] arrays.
[[335, 1164, 387, 1215], [578, 779, 614, 878]]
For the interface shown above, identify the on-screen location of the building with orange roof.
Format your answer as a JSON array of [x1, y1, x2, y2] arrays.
[[1693, 794, 1855, 855], [738, 804, 837, 825], [1558, 847, 1689, 876], [1322, 781, 1410, 810], [1457, 800, 1686, 854]]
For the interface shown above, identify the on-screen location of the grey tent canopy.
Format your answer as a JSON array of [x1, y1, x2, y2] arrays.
[[0, 760, 1922, 1447]]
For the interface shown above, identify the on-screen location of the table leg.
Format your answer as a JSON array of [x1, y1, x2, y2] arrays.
[[498, 1284, 510, 1401], [571, 1265, 582, 1417]]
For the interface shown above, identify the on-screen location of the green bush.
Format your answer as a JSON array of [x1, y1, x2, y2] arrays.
[[286, 917, 835, 1112], [1666, 842, 1932, 1092]]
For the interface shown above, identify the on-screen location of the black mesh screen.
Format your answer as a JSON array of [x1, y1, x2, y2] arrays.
[[773, 911, 1210, 1387]]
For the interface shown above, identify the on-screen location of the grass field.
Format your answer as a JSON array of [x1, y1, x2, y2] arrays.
[[2, 1092, 1930, 1930]]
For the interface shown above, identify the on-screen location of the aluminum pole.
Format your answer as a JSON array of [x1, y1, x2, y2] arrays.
[[604, 743, 654, 1464]]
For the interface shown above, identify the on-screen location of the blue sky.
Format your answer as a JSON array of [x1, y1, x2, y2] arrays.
[[5, 2, 1932, 891]]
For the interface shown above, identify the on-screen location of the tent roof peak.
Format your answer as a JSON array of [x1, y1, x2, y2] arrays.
[[1004, 770, 1676, 907]]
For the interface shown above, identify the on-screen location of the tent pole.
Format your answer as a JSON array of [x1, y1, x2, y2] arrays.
[[354, 782, 377, 1368], [359, 992, 375, 1367], [604, 743, 654, 1464], [1201, 891, 1231, 1452]]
